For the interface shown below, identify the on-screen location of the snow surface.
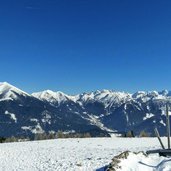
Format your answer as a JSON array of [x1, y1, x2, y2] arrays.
[[143, 113, 154, 120], [32, 89, 132, 108], [1, 81, 171, 112], [1, 82, 171, 107], [32, 88, 171, 111], [5, 111, 17, 122], [116, 152, 171, 171], [21, 123, 44, 134], [77, 90, 132, 108], [0, 137, 170, 171], [0, 82, 30, 100], [32, 90, 75, 105]]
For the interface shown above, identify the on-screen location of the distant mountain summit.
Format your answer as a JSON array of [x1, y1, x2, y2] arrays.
[[0, 82, 170, 137], [0, 82, 30, 100], [32, 90, 74, 106]]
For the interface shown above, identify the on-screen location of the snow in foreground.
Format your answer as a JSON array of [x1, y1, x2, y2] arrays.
[[107, 151, 171, 171], [0, 137, 170, 171]]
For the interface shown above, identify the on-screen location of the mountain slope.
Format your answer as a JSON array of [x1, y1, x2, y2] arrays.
[[0, 82, 171, 137], [0, 82, 30, 101], [0, 82, 107, 138], [33, 89, 171, 136]]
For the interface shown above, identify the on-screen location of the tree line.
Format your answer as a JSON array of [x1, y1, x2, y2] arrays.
[[0, 130, 151, 143], [0, 131, 93, 143], [123, 130, 149, 137]]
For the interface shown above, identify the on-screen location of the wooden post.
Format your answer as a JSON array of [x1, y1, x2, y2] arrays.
[[154, 128, 165, 149], [166, 103, 170, 149]]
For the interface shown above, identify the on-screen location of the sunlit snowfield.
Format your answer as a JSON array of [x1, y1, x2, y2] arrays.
[[0, 137, 170, 171]]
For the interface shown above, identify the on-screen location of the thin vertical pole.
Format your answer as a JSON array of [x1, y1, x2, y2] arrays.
[[154, 128, 165, 149], [166, 103, 170, 149]]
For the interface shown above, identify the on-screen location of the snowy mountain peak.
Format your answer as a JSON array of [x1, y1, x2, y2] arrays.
[[2, 81, 171, 110], [32, 90, 75, 105], [147, 91, 159, 96], [132, 91, 147, 98], [0, 82, 30, 100], [75, 90, 132, 108], [160, 89, 169, 96]]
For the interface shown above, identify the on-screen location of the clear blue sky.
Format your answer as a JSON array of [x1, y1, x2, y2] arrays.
[[0, 0, 171, 94]]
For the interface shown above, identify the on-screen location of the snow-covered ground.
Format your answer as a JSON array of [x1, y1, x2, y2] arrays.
[[0, 137, 170, 171]]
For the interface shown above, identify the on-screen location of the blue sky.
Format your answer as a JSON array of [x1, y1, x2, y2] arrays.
[[0, 0, 171, 94]]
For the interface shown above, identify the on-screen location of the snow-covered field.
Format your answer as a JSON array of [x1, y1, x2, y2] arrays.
[[0, 137, 170, 171]]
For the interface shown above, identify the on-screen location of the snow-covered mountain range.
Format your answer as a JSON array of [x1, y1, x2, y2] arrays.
[[0, 82, 171, 137]]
